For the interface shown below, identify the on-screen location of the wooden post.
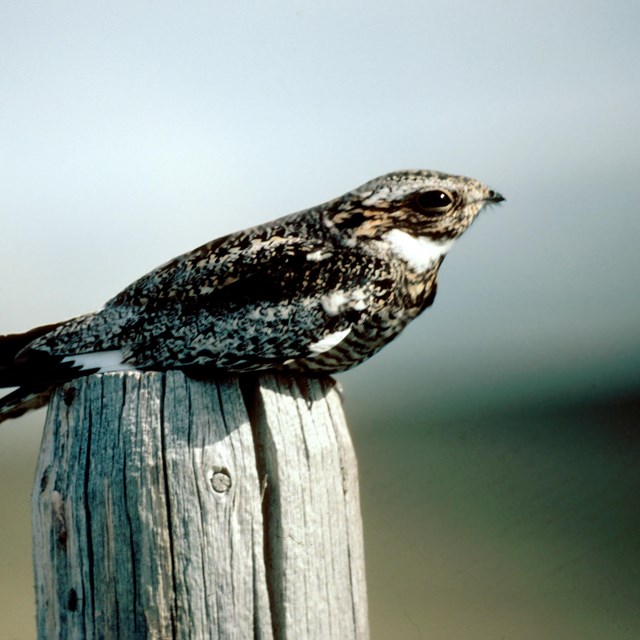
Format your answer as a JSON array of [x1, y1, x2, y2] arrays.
[[31, 371, 369, 639]]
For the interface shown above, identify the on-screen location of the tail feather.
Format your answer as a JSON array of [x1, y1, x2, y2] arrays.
[[0, 322, 65, 364], [0, 321, 67, 388], [0, 319, 129, 423], [0, 386, 54, 424], [0, 323, 66, 422]]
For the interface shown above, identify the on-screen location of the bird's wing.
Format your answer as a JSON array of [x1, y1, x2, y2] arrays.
[[109, 228, 389, 370]]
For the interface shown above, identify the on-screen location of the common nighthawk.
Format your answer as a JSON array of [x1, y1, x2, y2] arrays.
[[0, 170, 503, 422]]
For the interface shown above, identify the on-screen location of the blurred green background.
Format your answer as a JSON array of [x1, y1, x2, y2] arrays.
[[1, 1, 639, 638]]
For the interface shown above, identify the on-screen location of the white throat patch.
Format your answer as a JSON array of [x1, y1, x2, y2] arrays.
[[383, 229, 453, 273]]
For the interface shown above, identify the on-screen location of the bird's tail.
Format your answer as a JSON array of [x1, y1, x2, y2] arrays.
[[0, 321, 67, 423], [0, 386, 53, 424], [0, 321, 66, 388]]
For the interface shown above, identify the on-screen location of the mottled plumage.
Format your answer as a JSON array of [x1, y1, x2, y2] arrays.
[[0, 170, 503, 422]]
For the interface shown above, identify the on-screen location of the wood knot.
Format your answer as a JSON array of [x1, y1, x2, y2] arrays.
[[67, 588, 78, 611], [210, 467, 232, 494], [52, 491, 67, 549], [63, 386, 76, 407], [39, 465, 52, 493]]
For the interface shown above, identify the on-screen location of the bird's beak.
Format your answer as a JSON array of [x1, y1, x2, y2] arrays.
[[486, 190, 505, 204]]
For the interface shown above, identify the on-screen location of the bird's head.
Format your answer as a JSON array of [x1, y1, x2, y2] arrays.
[[328, 169, 504, 242], [324, 169, 504, 274]]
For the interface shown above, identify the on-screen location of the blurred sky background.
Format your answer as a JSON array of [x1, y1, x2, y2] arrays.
[[1, 1, 639, 638]]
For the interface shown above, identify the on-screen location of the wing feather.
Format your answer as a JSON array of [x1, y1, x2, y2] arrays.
[[113, 231, 383, 370], [19, 214, 392, 373]]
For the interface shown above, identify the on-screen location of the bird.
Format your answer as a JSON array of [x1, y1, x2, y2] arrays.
[[0, 169, 504, 423]]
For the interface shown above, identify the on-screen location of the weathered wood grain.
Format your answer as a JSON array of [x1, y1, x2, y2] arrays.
[[32, 371, 368, 639], [248, 375, 369, 639]]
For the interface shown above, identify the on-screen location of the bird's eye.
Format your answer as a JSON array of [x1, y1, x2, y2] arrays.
[[414, 190, 455, 214]]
